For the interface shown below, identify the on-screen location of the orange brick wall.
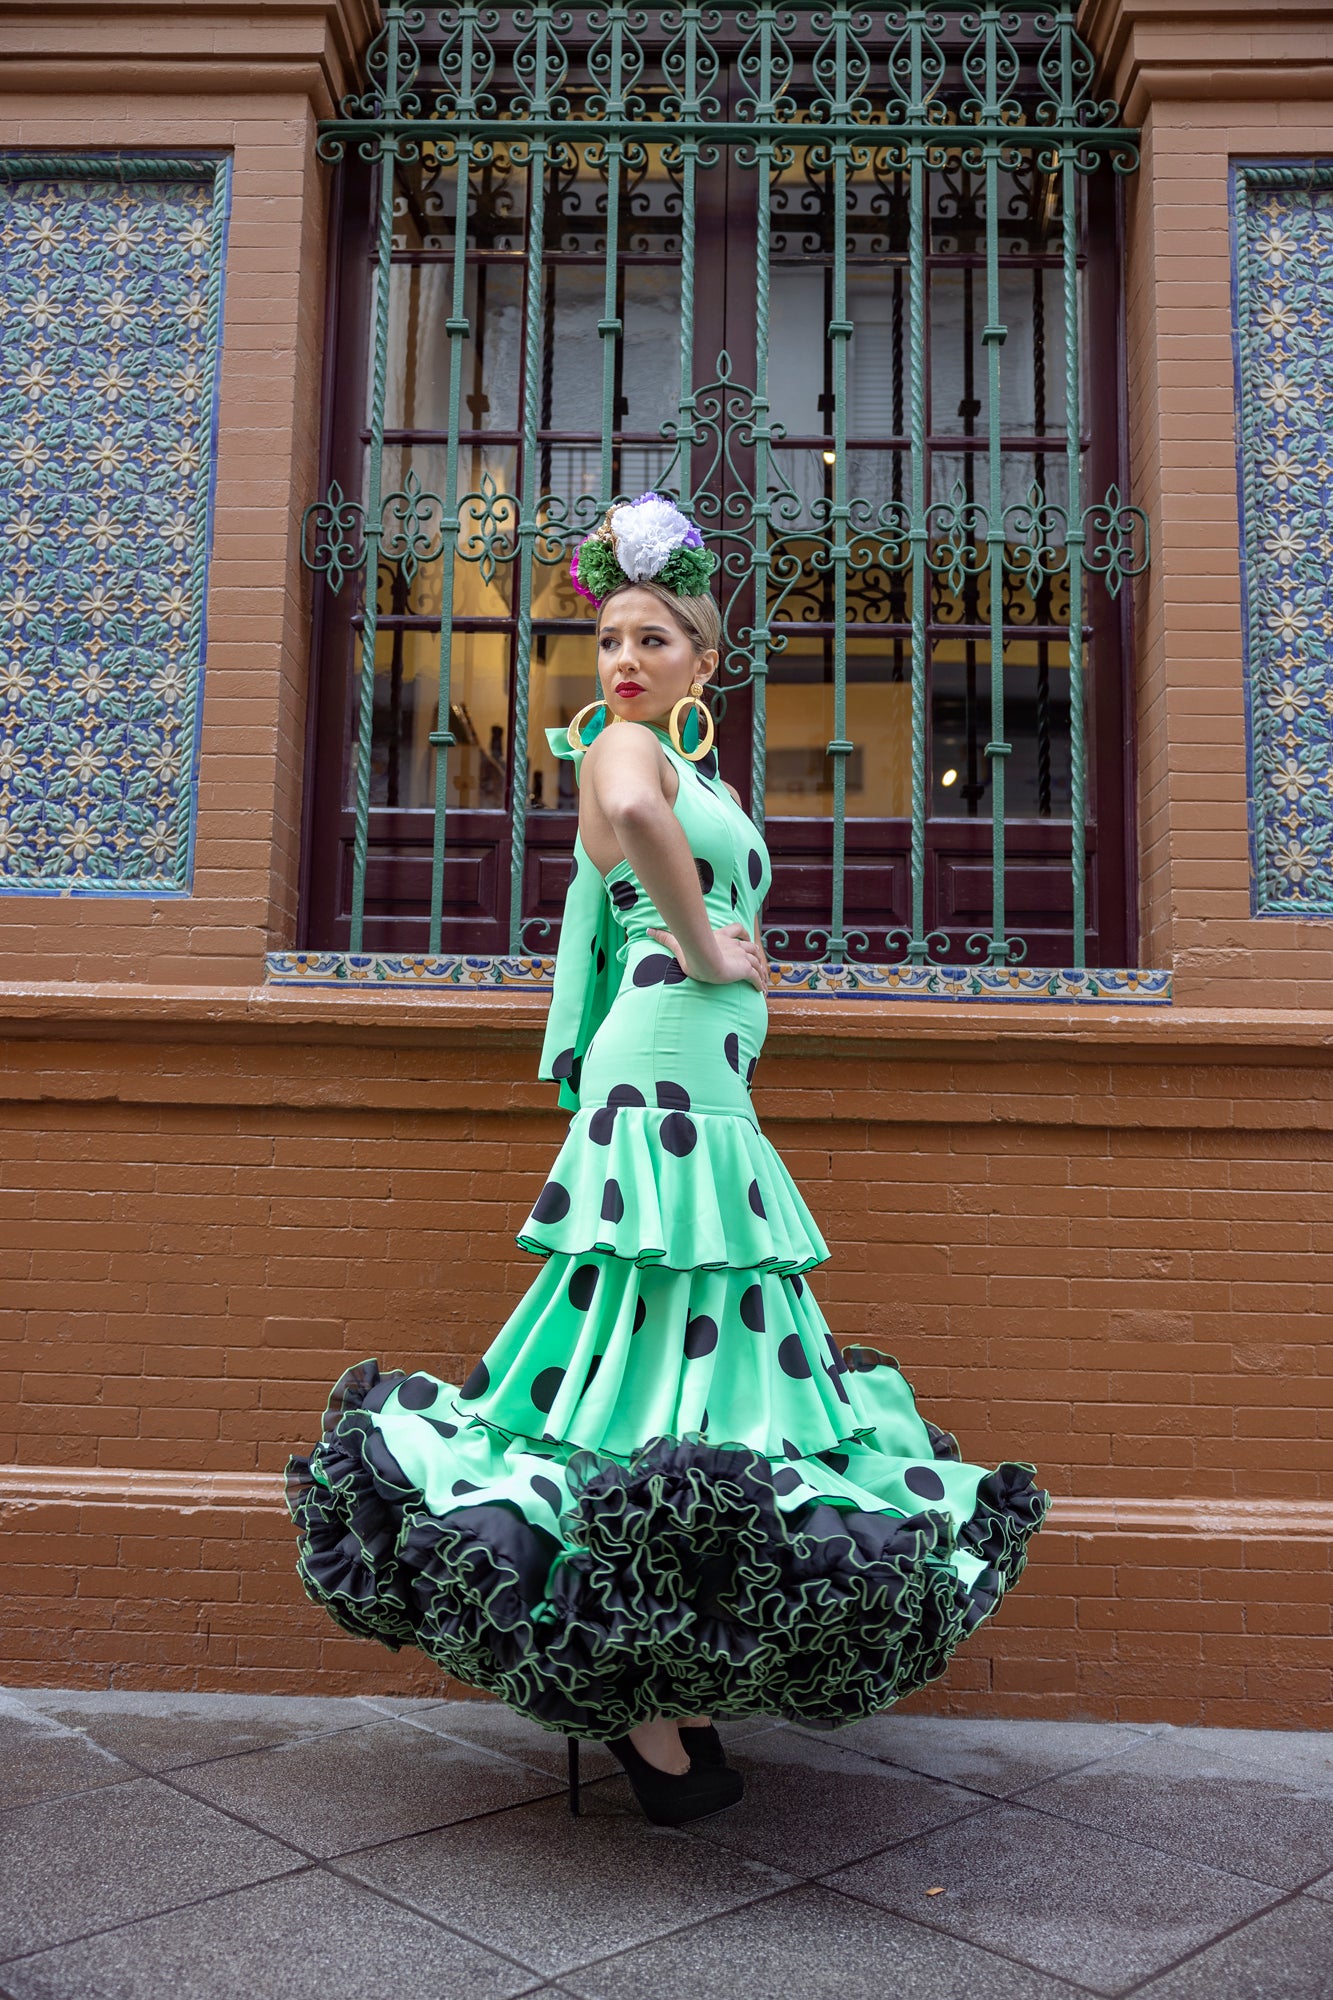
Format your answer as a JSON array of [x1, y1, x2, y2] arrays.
[[1, 993, 1330, 1725]]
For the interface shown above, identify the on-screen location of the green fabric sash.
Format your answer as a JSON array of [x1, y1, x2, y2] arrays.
[[537, 724, 626, 1110]]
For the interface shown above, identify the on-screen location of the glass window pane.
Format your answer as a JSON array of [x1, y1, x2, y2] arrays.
[[529, 631, 597, 812], [384, 261, 523, 433], [765, 638, 914, 818], [621, 265, 682, 434], [366, 628, 513, 813]]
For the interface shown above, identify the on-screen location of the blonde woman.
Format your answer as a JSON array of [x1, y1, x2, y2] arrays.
[[287, 494, 1049, 1827]]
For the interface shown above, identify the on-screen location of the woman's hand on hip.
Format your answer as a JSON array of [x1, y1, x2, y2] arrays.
[[645, 920, 769, 994]]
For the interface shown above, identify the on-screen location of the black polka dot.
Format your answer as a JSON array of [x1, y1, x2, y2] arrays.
[[700, 1408, 710, 1432], [397, 1374, 438, 1411], [632, 952, 687, 987], [460, 1361, 489, 1399], [660, 1112, 698, 1156], [594, 946, 606, 974], [695, 858, 715, 894], [568, 1264, 599, 1310], [530, 1473, 562, 1512], [451, 1478, 480, 1496], [656, 1080, 691, 1110], [583, 1353, 602, 1394], [739, 1284, 765, 1332], [782, 1437, 802, 1459], [724, 1032, 741, 1072], [826, 1363, 851, 1404], [772, 1467, 803, 1496], [550, 1046, 577, 1081], [730, 881, 739, 909], [747, 1179, 766, 1218], [747, 849, 763, 889], [601, 1178, 625, 1223], [632, 1295, 647, 1333], [608, 1083, 646, 1107], [904, 1464, 947, 1502], [531, 1365, 565, 1413], [789, 1272, 805, 1298], [696, 747, 718, 778], [745, 1057, 757, 1085], [532, 1180, 571, 1223], [684, 1313, 719, 1359], [424, 1417, 458, 1441], [818, 1450, 850, 1475], [610, 880, 637, 911], [778, 1333, 812, 1378], [825, 1333, 846, 1370], [589, 1106, 618, 1145]]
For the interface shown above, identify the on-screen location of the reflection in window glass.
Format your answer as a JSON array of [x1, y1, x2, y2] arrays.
[[765, 640, 913, 818], [530, 631, 597, 812], [368, 629, 511, 811], [385, 264, 524, 433], [930, 641, 1071, 820], [544, 265, 683, 436], [929, 267, 1068, 438]]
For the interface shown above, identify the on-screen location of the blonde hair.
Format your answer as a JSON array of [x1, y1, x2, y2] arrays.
[[597, 579, 722, 664]]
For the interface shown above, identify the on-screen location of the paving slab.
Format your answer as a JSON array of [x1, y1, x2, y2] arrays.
[[9, 1689, 373, 1775], [167, 1716, 557, 1859], [1021, 1732, 1333, 1889], [389, 1700, 622, 1784], [340, 1785, 792, 1979], [1170, 1725, 1333, 1789], [0, 1867, 545, 2000], [0, 1778, 301, 1961], [1131, 1894, 1333, 2000], [690, 1723, 985, 1875], [796, 1714, 1157, 1798], [0, 1698, 134, 1812], [559, 1879, 1086, 2000], [826, 1798, 1280, 1997]]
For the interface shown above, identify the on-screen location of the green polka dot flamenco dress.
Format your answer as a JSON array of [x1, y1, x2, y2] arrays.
[[286, 722, 1050, 1737]]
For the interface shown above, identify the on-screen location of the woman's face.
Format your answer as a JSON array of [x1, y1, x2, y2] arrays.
[[596, 587, 716, 727]]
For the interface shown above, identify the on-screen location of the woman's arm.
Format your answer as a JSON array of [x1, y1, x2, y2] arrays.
[[582, 724, 766, 991]]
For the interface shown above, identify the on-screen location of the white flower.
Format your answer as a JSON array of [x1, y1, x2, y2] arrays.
[[156, 586, 192, 627], [608, 495, 697, 583], [59, 816, 101, 861], [1273, 835, 1318, 885], [140, 819, 175, 864], [1271, 753, 1313, 801], [66, 743, 108, 783]]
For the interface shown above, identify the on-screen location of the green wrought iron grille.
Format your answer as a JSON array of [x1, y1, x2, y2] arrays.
[[303, 2, 1147, 968]]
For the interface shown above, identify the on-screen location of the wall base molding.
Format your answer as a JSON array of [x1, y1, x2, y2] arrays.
[[4, 1467, 1330, 1541]]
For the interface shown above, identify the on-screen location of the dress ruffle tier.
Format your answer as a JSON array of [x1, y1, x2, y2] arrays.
[[516, 1100, 828, 1275]]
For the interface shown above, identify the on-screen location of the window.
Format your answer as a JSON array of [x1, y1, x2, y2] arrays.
[[301, 3, 1145, 967]]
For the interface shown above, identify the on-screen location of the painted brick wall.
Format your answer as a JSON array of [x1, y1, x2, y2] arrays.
[[1, 995, 1329, 1725]]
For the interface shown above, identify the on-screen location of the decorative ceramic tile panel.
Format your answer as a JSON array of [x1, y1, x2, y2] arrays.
[[1233, 162, 1333, 918], [265, 950, 1172, 1003], [0, 154, 229, 896]]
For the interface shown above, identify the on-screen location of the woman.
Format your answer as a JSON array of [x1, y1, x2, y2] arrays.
[[286, 494, 1049, 1829]]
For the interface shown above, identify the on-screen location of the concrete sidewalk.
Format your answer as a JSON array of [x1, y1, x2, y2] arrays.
[[0, 1689, 1330, 2000]]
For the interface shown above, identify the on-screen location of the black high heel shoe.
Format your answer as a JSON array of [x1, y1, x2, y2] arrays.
[[566, 1733, 742, 1825], [678, 1721, 727, 1770]]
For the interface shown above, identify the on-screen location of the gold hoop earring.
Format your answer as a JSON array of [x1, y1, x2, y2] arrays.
[[566, 698, 618, 753], [667, 680, 716, 763]]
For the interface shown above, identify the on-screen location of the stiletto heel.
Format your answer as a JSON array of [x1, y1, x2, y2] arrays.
[[678, 1721, 727, 1770], [604, 1733, 742, 1826], [567, 1736, 581, 1817]]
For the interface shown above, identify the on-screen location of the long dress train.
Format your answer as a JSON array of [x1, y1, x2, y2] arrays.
[[286, 722, 1049, 1736]]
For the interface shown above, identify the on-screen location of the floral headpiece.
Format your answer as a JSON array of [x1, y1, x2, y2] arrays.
[[570, 492, 717, 608]]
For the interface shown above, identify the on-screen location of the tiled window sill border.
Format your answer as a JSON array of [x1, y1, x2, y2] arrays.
[[263, 952, 1172, 1005]]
